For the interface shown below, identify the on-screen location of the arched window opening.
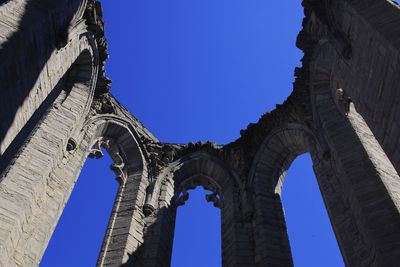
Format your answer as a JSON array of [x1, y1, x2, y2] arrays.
[[282, 153, 344, 267], [171, 187, 221, 267], [40, 153, 119, 267]]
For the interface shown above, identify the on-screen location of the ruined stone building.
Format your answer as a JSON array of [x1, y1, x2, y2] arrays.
[[1, 0, 400, 266]]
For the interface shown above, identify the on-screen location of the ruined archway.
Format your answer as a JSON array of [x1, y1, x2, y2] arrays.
[[2, 1, 400, 267], [133, 150, 254, 267], [84, 116, 151, 266], [171, 186, 221, 267], [248, 123, 317, 266]]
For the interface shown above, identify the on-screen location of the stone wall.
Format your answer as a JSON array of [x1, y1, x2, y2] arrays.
[[1, 0, 400, 266]]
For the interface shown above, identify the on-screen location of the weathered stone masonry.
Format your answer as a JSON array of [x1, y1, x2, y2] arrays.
[[1, 0, 400, 266]]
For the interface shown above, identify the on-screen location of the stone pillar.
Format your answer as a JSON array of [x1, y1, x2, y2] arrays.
[[0, 51, 97, 266], [311, 64, 400, 266], [249, 125, 312, 266], [92, 128, 150, 266]]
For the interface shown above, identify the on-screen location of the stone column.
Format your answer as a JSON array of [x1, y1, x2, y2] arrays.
[[0, 53, 97, 266], [311, 64, 400, 266]]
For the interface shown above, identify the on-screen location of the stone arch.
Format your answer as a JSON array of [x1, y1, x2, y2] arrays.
[[309, 40, 400, 266], [248, 123, 317, 266], [172, 152, 247, 267], [79, 115, 150, 267], [171, 151, 242, 200], [248, 39, 400, 267], [249, 124, 316, 195], [137, 151, 255, 267]]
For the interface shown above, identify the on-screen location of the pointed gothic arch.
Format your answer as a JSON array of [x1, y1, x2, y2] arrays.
[[134, 151, 255, 267], [82, 116, 151, 266], [248, 123, 316, 266], [2, 1, 400, 267]]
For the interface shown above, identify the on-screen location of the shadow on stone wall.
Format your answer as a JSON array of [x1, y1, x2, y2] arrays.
[[0, 70, 70, 176], [118, 206, 174, 267], [0, 0, 81, 153]]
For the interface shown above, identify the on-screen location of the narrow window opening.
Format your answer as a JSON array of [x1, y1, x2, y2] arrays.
[[171, 187, 221, 267], [40, 153, 119, 267], [282, 153, 344, 267]]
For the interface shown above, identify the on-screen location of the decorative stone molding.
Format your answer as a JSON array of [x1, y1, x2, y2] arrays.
[[66, 138, 77, 152], [335, 88, 351, 115], [3, 0, 400, 266], [88, 138, 108, 159], [89, 138, 127, 184], [143, 182, 157, 217], [174, 176, 223, 208], [91, 93, 117, 115], [144, 140, 178, 180], [84, 0, 111, 94]]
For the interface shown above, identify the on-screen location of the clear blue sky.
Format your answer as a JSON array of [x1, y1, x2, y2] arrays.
[[41, 1, 344, 266]]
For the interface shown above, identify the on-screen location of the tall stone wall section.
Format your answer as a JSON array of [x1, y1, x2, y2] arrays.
[[1, 0, 400, 267]]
